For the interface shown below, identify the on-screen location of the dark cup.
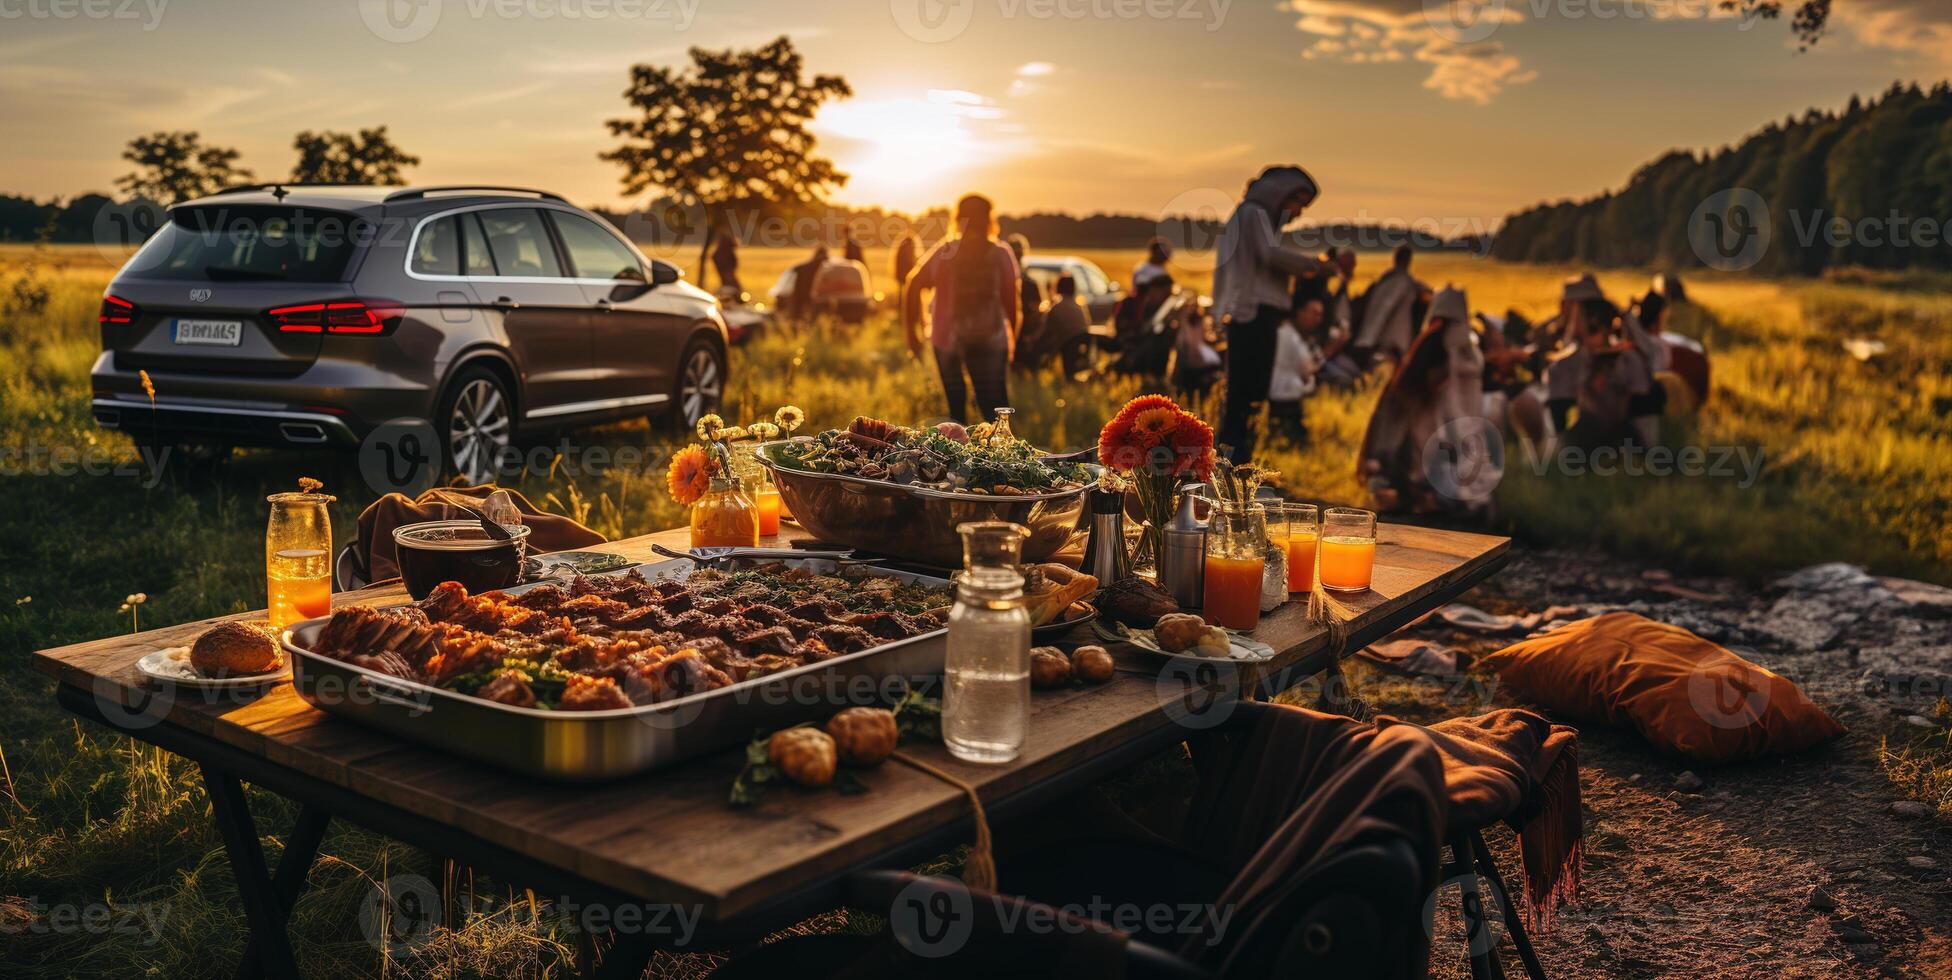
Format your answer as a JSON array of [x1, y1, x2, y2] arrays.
[[392, 520, 532, 599]]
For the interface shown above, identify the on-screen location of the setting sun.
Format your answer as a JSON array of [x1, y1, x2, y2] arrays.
[[814, 90, 1020, 212]]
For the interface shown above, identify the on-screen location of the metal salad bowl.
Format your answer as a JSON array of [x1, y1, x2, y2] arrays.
[[754, 440, 1089, 567]]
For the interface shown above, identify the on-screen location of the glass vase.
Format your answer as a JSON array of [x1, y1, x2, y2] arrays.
[[690, 476, 760, 548]]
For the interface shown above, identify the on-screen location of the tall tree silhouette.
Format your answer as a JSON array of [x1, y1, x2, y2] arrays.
[[602, 36, 851, 287], [115, 131, 252, 204], [290, 127, 421, 185]]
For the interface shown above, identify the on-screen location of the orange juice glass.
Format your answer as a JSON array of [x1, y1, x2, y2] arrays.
[[266, 489, 335, 631], [1319, 507, 1376, 593], [1200, 503, 1266, 631], [1282, 503, 1320, 593], [755, 485, 783, 536]]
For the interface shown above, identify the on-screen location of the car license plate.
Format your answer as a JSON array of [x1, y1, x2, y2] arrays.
[[173, 319, 243, 347]]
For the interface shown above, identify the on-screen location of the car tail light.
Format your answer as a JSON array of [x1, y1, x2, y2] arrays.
[[267, 300, 405, 335], [99, 294, 137, 325]]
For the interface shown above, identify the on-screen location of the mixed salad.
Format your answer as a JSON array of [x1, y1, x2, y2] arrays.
[[768, 416, 1089, 495]]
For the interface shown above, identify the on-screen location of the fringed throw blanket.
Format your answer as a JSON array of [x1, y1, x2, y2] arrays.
[[1410, 709, 1583, 932]]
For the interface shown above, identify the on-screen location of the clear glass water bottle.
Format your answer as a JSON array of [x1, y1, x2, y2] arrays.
[[943, 521, 1031, 764]]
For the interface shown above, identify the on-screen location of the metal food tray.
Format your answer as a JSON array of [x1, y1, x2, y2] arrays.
[[282, 557, 951, 781]]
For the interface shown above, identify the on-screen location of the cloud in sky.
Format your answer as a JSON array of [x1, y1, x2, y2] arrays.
[[1835, 0, 1952, 64], [1289, 0, 1534, 104]]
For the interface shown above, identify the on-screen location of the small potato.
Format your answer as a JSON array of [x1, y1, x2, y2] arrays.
[[1153, 613, 1210, 653], [1070, 645, 1115, 685], [826, 707, 898, 767], [1029, 647, 1073, 689], [768, 727, 837, 787]]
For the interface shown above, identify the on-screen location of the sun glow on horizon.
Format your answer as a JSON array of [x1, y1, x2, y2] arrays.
[[813, 89, 1021, 213]]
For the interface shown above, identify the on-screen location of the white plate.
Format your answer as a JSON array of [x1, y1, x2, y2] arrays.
[[173, 319, 243, 347], [1092, 620, 1277, 663], [137, 646, 289, 688]]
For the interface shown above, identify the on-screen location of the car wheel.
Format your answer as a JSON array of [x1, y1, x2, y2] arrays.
[[674, 337, 724, 431], [440, 367, 514, 486]]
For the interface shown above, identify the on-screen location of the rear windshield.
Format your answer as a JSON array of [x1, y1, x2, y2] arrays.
[[123, 205, 369, 282]]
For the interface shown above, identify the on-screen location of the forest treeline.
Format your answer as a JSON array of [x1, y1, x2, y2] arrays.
[[1491, 81, 1952, 274]]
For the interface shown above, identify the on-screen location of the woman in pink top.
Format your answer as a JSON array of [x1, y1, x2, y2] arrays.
[[902, 194, 1022, 425]]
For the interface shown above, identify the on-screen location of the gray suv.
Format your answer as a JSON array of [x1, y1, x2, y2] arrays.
[[91, 185, 728, 483]]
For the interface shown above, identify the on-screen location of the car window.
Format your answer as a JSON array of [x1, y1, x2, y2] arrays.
[[411, 216, 462, 276], [551, 212, 644, 281], [477, 208, 563, 278], [460, 213, 496, 276], [127, 206, 365, 283], [1079, 264, 1110, 295]]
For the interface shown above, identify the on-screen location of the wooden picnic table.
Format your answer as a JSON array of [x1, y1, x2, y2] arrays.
[[33, 521, 1507, 979]]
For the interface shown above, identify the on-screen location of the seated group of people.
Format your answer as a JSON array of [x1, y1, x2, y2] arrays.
[[1353, 268, 1711, 514]]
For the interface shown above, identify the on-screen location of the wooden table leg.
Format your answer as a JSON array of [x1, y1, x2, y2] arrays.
[[235, 804, 331, 980], [203, 765, 305, 980]]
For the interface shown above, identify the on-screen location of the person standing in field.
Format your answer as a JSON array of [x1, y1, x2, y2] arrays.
[[903, 194, 1022, 425], [1008, 234, 1047, 369], [893, 233, 919, 291], [710, 230, 742, 294], [1044, 273, 1092, 377], [843, 231, 865, 265], [1211, 165, 1330, 464], [1349, 244, 1424, 367]]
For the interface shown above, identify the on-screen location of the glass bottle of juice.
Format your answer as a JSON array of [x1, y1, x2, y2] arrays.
[[690, 474, 761, 548], [266, 488, 335, 631], [943, 521, 1031, 764]]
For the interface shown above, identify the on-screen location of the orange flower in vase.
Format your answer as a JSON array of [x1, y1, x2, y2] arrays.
[[666, 445, 714, 507], [1098, 396, 1216, 567]]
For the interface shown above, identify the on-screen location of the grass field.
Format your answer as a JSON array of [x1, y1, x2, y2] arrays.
[[1, 238, 1949, 976]]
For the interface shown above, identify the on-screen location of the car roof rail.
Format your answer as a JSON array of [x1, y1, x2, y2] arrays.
[[383, 186, 567, 203]]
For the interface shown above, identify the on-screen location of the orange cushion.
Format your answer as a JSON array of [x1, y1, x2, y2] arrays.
[[1478, 612, 1845, 764]]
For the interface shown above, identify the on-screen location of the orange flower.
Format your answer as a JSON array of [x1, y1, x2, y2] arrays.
[[666, 445, 714, 506], [1099, 395, 1212, 478]]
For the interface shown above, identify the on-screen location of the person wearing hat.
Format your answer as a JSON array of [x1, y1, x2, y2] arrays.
[[1357, 285, 1491, 513], [1211, 165, 1331, 463]]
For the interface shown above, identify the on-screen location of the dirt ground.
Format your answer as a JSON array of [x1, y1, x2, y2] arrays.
[[1371, 547, 1952, 979]]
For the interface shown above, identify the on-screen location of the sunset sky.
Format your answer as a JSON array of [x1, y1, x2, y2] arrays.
[[2, 0, 1950, 227]]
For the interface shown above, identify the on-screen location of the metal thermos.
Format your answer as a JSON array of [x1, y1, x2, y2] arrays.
[[1158, 488, 1208, 608], [1079, 488, 1131, 585]]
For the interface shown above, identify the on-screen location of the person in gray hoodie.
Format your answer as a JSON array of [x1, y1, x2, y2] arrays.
[[1211, 166, 1331, 464]]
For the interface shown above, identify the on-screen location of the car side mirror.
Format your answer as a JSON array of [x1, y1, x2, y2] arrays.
[[650, 261, 681, 287]]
